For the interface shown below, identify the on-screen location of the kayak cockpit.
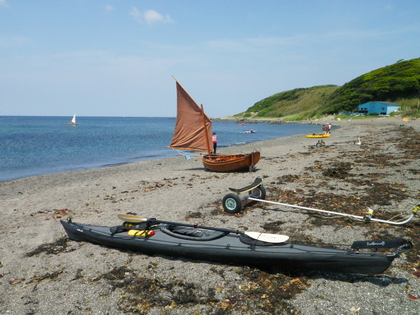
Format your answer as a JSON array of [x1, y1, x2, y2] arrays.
[[160, 224, 228, 241]]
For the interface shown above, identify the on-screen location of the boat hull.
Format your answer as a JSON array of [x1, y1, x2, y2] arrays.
[[60, 220, 396, 274], [201, 151, 260, 172], [306, 134, 330, 138]]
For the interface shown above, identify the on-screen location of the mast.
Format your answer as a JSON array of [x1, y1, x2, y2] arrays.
[[201, 104, 212, 155]]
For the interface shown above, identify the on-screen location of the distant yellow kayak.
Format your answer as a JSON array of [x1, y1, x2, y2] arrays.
[[306, 134, 331, 138]]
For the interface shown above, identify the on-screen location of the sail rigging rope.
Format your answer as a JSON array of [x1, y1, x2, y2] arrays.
[[174, 149, 198, 160]]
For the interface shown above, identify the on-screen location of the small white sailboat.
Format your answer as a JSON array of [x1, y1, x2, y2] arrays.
[[67, 114, 78, 125]]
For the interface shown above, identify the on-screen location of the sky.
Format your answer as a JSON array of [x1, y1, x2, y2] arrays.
[[1, 0, 419, 118]]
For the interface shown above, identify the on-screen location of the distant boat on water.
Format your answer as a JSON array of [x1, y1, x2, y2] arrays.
[[67, 114, 78, 125]]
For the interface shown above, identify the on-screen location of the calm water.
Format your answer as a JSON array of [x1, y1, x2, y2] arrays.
[[0, 116, 320, 181]]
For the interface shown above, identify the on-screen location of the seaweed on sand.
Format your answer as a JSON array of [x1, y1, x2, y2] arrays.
[[25, 237, 76, 257], [94, 265, 306, 314]]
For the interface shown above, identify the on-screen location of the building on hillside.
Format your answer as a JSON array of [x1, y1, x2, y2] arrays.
[[357, 101, 401, 115]]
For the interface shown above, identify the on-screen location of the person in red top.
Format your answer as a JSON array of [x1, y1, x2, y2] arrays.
[[212, 132, 218, 154]]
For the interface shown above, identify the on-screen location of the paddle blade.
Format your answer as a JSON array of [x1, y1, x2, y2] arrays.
[[245, 232, 289, 243], [117, 214, 148, 223], [351, 239, 411, 250]]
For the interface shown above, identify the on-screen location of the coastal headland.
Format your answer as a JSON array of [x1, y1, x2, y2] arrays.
[[1, 117, 419, 314]]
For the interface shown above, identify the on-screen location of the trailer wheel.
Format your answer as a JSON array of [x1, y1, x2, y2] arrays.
[[223, 193, 242, 214], [249, 184, 266, 200]]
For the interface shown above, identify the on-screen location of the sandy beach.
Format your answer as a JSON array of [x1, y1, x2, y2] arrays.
[[1, 117, 420, 315]]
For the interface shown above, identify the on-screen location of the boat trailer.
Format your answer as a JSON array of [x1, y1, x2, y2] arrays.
[[315, 136, 361, 148], [222, 178, 419, 226]]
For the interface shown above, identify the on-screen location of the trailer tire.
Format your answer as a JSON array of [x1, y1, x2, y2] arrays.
[[223, 193, 242, 214], [249, 184, 266, 200]]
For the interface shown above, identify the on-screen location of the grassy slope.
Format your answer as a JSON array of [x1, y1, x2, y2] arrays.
[[235, 58, 420, 120], [235, 85, 339, 121]]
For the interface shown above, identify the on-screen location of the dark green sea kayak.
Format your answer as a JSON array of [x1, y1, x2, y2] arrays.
[[60, 217, 412, 274]]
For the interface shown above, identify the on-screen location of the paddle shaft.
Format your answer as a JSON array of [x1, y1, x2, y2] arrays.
[[118, 214, 289, 242]]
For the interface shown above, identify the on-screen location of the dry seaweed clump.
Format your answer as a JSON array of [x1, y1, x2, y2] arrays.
[[25, 237, 76, 257], [321, 162, 354, 178], [260, 220, 285, 233], [402, 222, 420, 271], [95, 266, 307, 314], [236, 267, 309, 314], [394, 126, 420, 158], [95, 266, 217, 313], [28, 270, 64, 284]]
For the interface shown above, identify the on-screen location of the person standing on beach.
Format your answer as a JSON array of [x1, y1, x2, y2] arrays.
[[212, 132, 218, 154]]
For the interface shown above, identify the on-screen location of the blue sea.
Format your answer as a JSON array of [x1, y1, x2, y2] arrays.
[[0, 116, 321, 182]]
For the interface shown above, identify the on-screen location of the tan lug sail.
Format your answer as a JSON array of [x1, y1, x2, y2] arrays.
[[169, 81, 212, 153], [169, 77, 260, 172]]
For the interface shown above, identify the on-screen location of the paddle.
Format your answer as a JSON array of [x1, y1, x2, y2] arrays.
[[351, 239, 412, 251], [117, 214, 289, 243]]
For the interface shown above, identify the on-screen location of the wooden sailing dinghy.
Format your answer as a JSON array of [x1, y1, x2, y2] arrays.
[[168, 78, 260, 172]]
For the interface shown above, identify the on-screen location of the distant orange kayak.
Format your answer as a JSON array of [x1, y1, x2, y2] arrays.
[[306, 134, 331, 138]]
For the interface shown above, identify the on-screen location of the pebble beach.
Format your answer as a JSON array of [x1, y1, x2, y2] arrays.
[[1, 117, 420, 315]]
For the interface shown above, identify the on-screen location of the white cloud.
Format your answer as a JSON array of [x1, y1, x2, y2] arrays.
[[129, 7, 174, 25], [104, 5, 114, 11], [0, 0, 9, 7]]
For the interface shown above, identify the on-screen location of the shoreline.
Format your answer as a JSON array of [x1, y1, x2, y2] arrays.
[[1, 117, 420, 314], [4, 115, 408, 183], [216, 115, 419, 125], [0, 118, 319, 183]]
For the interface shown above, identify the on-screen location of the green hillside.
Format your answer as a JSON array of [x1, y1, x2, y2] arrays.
[[237, 58, 420, 120]]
